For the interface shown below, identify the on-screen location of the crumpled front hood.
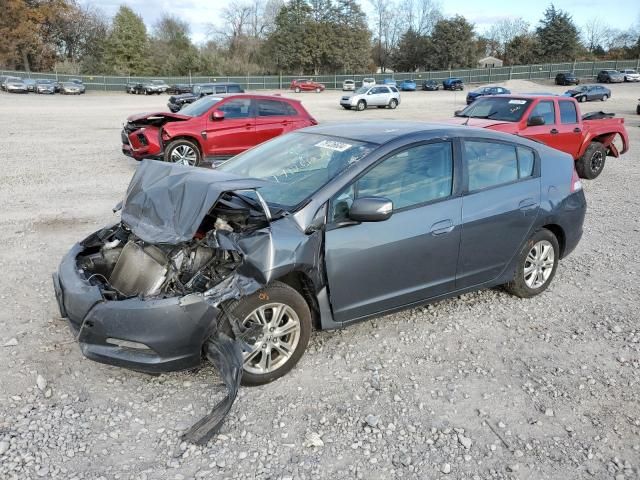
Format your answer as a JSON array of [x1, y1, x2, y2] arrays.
[[121, 160, 269, 244], [127, 111, 190, 123]]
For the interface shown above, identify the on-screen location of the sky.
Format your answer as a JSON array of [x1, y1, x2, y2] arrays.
[[81, 0, 640, 44]]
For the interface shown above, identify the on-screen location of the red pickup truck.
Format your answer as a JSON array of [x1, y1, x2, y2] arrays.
[[453, 94, 629, 179]]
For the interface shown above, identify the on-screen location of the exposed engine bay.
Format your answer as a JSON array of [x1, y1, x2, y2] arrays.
[[76, 191, 267, 302]]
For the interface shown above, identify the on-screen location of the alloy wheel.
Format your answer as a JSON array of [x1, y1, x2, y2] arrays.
[[170, 144, 198, 166], [524, 240, 555, 289], [590, 150, 604, 173], [241, 303, 301, 375]]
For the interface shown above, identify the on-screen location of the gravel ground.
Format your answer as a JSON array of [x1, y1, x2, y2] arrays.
[[1, 80, 639, 480]]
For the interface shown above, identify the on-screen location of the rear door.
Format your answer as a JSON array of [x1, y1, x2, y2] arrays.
[[554, 99, 583, 157], [254, 98, 301, 144], [204, 97, 255, 158], [456, 139, 540, 288]]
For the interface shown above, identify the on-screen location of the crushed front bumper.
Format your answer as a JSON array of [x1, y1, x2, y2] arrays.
[[53, 243, 217, 373]]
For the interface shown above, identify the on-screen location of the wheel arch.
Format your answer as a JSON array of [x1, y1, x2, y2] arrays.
[[163, 133, 204, 155], [541, 223, 566, 258], [275, 271, 322, 330]]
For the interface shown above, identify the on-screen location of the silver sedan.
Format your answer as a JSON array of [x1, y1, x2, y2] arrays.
[[340, 85, 401, 111]]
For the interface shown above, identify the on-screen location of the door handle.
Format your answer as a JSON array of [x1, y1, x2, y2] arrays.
[[550, 128, 559, 134], [430, 219, 454, 236], [573, 127, 581, 133], [518, 198, 538, 213]]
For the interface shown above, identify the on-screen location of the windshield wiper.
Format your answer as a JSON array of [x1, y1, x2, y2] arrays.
[[473, 110, 499, 119]]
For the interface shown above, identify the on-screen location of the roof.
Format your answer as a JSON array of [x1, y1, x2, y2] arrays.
[[478, 56, 503, 63], [297, 121, 525, 146]]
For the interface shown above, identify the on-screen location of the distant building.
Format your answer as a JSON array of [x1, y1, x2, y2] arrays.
[[478, 56, 503, 68]]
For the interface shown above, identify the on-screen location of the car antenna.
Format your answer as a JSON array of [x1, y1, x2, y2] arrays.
[[463, 114, 471, 126]]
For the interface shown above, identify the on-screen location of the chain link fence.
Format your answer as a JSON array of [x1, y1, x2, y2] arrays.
[[3, 59, 640, 92]]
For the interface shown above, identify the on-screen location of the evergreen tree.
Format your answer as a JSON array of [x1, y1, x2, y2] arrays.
[[535, 4, 580, 61], [104, 6, 149, 75], [430, 16, 476, 69]]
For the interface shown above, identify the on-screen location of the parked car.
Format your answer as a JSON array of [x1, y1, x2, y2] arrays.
[[56, 121, 586, 408], [399, 79, 416, 91], [620, 69, 640, 82], [126, 82, 141, 94], [466, 86, 511, 105], [637, 98, 640, 115], [167, 83, 245, 112], [60, 82, 83, 95], [123, 94, 317, 165], [597, 70, 624, 83], [4, 77, 28, 93], [555, 72, 580, 86], [452, 94, 629, 179], [23, 78, 37, 92], [342, 79, 356, 91], [362, 78, 376, 88], [422, 79, 440, 91], [443, 77, 464, 90], [0, 75, 9, 90], [140, 79, 169, 95], [2, 76, 22, 92], [340, 85, 400, 111], [35, 79, 56, 94], [167, 83, 193, 94], [69, 78, 86, 93], [564, 85, 611, 102], [382, 78, 397, 87], [290, 79, 325, 93]]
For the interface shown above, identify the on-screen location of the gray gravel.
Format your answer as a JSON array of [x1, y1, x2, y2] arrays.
[[0, 80, 639, 479]]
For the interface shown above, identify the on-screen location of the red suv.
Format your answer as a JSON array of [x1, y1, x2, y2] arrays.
[[290, 79, 325, 93], [122, 94, 317, 166]]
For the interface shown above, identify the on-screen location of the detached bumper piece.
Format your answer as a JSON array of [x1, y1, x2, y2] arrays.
[[182, 334, 243, 444]]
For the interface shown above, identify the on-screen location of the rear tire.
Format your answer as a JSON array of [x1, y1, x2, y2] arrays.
[[504, 229, 559, 299], [315, 87, 321, 93], [576, 142, 606, 179], [601, 94, 608, 101], [578, 96, 586, 103], [295, 87, 301, 93], [220, 281, 312, 386], [356, 100, 366, 111]]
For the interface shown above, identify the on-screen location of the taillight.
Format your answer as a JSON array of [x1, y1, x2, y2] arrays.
[[570, 167, 582, 192], [310, 116, 318, 125]]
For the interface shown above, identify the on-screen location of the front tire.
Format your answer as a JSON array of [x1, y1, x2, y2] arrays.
[[578, 96, 586, 103], [356, 100, 366, 111], [576, 142, 606, 179], [315, 87, 321, 93], [504, 229, 559, 299], [164, 139, 201, 166], [222, 281, 312, 386], [601, 94, 608, 101], [295, 87, 301, 93]]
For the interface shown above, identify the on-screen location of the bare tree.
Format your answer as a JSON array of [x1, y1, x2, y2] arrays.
[[582, 17, 612, 52], [371, 0, 405, 71], [403, 0, 442, 35], [486, 17, 529, 57]]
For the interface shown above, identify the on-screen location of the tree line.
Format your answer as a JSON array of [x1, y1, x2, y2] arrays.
[[1, 0, 639, 76]]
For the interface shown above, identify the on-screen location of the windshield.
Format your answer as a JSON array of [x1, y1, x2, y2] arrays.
[[152, 80, 164, 85], [217, 132, 376, 210], [355, 86, 369, 94], [458, 97, 532, 122], [179, 96, 222, 116]]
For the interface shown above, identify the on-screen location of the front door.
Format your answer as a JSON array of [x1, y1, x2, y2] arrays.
[[204, 97, 255, 158], [456, 139, 541, 288], [324, 141, 462, 322]]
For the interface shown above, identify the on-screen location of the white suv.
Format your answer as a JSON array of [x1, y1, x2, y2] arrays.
[[340, 85, 401, 111], [620, 69, 640, 82]]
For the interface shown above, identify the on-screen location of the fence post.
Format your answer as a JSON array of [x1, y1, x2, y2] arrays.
[[509, 66, 513, 80], [104, 76, 106, 91], [489, 67, 492, 83], [637, 57, 640, 70], [529, 64, 532, 80], [615, 59, 618, 70], [591, 62, 595, 78], [334, 73, 337, 90]]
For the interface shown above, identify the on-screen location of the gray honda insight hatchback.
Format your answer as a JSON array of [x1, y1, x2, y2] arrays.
[[54, 122, 586, 388]]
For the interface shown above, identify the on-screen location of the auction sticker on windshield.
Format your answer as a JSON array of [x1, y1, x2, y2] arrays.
[[315, 140, 353, 152], [508, 99, 527, 104]]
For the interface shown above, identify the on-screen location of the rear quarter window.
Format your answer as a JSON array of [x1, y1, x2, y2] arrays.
[[257, 99, 297, 116]]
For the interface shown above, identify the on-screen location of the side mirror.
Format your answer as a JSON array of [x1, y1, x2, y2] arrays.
[[349, 197, 393, 222], [527, 115, 545, 126], [454, 110, 463, 116], [212, 110, 225, 120]]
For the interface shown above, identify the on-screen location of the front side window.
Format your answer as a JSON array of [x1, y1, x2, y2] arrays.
[[330, 142, 453, 221], [558, 100, 578, 124], [529, 101, 555, 125], [216, 98, 251, 118]]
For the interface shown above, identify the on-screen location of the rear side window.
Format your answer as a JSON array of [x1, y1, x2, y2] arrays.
[[390, 86, 399, 93], [558, 101, 577, 124], [227, 85, 242, 93], [529, 101, 555, 125], [257, 99, 297, 117], [465, 141, 518, 191], [215, 86, 227, 94], [517, 147, 535, 178]]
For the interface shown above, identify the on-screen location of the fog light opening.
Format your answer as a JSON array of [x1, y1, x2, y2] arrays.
[[106, 338, 153, 351]]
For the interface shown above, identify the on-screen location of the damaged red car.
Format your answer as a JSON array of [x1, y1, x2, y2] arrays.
[[121, 94, 317, 166]]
